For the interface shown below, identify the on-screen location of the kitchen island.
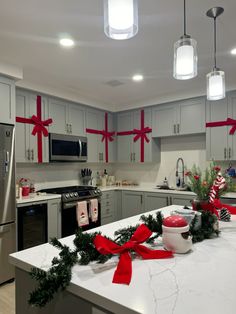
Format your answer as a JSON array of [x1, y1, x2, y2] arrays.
[[10, 205, 236, 314]]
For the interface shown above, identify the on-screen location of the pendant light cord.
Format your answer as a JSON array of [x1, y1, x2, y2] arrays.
[[214, 17, 217, 69], [184, 0, 186, 35]]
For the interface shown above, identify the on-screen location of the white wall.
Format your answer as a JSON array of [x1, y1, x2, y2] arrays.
[[113, 134, 206, 188], [16, 163, 113, 191]]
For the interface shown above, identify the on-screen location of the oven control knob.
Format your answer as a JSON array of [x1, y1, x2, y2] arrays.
[[94, 190, 97, 194], [65, 194, 69, 199], [74, 192, 78, 197]]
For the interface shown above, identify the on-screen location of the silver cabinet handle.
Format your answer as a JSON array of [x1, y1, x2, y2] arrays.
[[70, 124, 72, 133], [141, 194, 143, 204], [229, 147, 231, 159], [27, 149, 30, 160], [31, 149, 34, 161], [166, 196, 169, 206], [66, 123, 69, 133], [224, 148, 227, 159], [101, 153, 103, 161], [133, 153, 135, 162], [177, 123, 180, 134], [5, 151, 9, 173], [173, 124, 176, 134], [130, 153, 132, 162], [99, 153, 101, 161]]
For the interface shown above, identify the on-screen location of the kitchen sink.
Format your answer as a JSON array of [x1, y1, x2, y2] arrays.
[[155, 186, 193, 192]]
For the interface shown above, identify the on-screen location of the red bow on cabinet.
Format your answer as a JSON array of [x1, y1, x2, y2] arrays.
[[94, 224, 173, 285], [206, 118, 236, 135]]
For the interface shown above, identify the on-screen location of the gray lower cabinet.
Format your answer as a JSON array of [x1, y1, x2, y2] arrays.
[[122, 191, 144, 218], [101, 191, 115, 225], [144, 192, 169, 212], [170, 194, 194, 207]]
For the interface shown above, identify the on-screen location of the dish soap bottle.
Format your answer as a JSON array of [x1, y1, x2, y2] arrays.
[[163, 177, 169, 187]]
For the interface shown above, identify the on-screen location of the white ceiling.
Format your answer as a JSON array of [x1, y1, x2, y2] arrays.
[[0, 0, 236, 111]]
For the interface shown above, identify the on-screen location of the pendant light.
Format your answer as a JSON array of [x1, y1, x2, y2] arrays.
[[173, 0, 197, 80], [206, 7, 225, 101], [103, 0, 138, 40]]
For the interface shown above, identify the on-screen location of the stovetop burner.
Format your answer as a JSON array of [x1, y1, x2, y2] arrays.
[[39, 185, 101, 203]]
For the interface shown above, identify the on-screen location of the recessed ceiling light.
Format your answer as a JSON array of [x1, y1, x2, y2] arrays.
[[230, 48, 236, 55], [132, 74, 143, 82], [59, 38, 75, 47]]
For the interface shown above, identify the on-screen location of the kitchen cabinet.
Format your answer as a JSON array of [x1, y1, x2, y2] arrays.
[[144, 192, 169, 211], [48, 98, 85, 136], [0, 76, 15, 125], [117, 108, 160, 163], [170, 194, 193, 207], [206, 92, 236, 160], [15, 91, 49, 163], [86, 108, 116, 163], [101, 191, 115, 225], [122, 191, 144, 218], [152, 97, 205, 137]]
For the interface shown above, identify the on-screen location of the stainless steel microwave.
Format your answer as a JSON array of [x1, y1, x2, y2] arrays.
[[49, 133, 87, 162]]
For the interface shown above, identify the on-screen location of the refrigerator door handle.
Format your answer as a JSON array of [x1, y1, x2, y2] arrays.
[[5, 151, 9, 173], [0, 224, 11, 234]]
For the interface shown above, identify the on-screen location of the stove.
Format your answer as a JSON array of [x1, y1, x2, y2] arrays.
[[39, 186, 102, 237], [40, 186, 102, 203]]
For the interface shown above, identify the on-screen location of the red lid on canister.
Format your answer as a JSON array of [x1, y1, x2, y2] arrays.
[[163, 215, 188, 227]]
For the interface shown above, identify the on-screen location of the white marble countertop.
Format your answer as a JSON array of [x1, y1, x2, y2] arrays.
[[16, 193, 61, 205], [9, 205, 236, 314]]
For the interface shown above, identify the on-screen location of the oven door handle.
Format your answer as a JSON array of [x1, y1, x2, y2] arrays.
[[63, 202, 79, 209]]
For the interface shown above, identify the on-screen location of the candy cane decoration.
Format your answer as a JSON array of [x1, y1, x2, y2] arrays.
[[209, 173, 226, 204]]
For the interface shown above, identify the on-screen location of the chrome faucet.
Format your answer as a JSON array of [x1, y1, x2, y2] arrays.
[[176, 158, 185, 188]]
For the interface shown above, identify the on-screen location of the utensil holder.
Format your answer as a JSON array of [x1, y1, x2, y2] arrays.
[[82, 176, 92, 186]]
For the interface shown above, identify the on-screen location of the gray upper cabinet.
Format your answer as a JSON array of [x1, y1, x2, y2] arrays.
[[152, 97, 206, 137], [86, 109, 116, 163], [15, 91, 49, 163], [0, 76, 15, 125], [48, 98, 85, 136], [206, 91, 236, 161], [117, 108, 160, 163]]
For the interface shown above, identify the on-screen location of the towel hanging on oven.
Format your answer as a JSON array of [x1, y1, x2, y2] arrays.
[[76, 201, 89, 227], [89, 199, 98, 222]]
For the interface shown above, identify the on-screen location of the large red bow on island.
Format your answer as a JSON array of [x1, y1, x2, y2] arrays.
[[93, 224, 173, 285]]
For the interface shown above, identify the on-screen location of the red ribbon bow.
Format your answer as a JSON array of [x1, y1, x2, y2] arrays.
[[31, 115, 53, 137], [133, 127, 152, 143], [101, 130, 116, 142], [94, 224, 173, 285], [206, 117, 236, 135]]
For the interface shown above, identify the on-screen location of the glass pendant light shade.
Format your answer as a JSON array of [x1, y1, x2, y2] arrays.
[[173, 35, 197, 80], [206, 69, 225, 101], [104, 0, 138, 40]]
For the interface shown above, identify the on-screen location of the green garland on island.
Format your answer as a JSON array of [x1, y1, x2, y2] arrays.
[[29, 210, 219, 308]]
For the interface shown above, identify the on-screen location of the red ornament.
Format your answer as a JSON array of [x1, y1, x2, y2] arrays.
[[16, 95, 53, 163], [94, 224, 173, 285], [163, 216, 188, 228], [194, 175, 200, 180]]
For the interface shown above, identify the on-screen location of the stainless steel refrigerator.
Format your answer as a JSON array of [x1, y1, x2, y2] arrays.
[[0, 123, 15, 284]]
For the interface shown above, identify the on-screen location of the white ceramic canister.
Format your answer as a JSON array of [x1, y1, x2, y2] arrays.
[[162, 215, 192, 254]]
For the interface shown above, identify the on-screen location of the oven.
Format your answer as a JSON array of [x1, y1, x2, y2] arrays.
[[62, 198, 101, 237], [40, 186, 102, 238]]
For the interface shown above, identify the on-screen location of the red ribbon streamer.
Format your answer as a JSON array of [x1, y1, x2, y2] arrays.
[[214, 199, 236, 215], [94, 224, 173, 285], [86, 112, 115, 163], [16, 96, 53, 163], [117, 110, 152, 162], [206, 118, 236, 135]]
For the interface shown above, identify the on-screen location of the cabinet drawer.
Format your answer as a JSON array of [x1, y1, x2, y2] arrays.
[[101, 199, 114, 208], [101, 191, 114, 200]]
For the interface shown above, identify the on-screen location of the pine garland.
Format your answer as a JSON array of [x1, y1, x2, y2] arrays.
[[29, 209, 219, 308]]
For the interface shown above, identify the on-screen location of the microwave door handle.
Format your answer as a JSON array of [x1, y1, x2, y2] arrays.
[[78, 139, 82, 157]]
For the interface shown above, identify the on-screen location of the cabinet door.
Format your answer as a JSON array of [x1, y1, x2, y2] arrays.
[[144, 193, 168, 212], [117, 111, 133, 162], [178, 98, 206, 135], [107, 113, 116, 163], [97, 111, 106, 162], [48, 98, 68, 134], [15, 92, 29, 162], [170, 195, 193, 206], [68, 103, 85, 136], [28, 94, 49, 163], [206, 98, 229, 160], [122, 191, 144, 218], [0, 76, 15, 125], [86, 109, 100, 162], [152, 104, 176, 137]]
